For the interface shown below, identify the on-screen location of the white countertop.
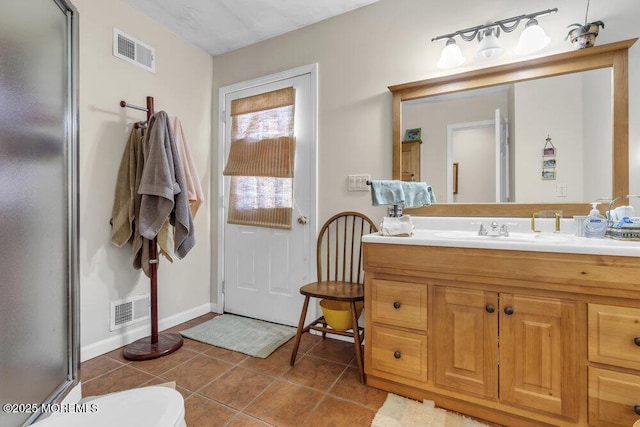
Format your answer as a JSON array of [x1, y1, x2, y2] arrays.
[[362, 216, 640, 257]]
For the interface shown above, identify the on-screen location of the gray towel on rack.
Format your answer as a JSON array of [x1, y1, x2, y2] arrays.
[[138, 111, 195, 259]]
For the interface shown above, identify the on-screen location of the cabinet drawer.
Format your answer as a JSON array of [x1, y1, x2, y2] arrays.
[[369, 325, 428, 382], [589, 367, 640, 427], [588, 304, 640, 370], [370, 279, 427, 330]]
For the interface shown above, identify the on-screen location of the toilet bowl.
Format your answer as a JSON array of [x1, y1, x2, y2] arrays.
[[32, 386, 186, 427]]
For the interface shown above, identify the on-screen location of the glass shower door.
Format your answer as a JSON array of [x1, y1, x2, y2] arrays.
[[0, 1, 78, 426]]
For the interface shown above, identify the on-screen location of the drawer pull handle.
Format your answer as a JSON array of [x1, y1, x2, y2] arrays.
[[635, 405, 640, 416], [393, 301, 401, 309], [634, 337, 640, 347], [504, 306, 514, 315], [485, 304, 495, 313], [394, 351, 401, 359]]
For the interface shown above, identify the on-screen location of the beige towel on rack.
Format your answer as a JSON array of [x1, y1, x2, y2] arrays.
[[130, 125, 157, 277], [171, 116, 204, 219], [111, 127, 142, 248], [138, 111, 195, 259]]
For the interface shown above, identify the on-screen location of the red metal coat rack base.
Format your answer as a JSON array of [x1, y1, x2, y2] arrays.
[[120, 96, 183, 361]]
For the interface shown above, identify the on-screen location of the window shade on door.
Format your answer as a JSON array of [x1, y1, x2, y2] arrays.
[[223, 87, 296, 229]]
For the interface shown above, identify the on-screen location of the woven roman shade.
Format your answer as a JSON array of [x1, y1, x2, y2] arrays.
[[223, 87, 296, 229]]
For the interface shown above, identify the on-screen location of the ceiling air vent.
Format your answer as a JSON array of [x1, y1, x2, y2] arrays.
[[110, 294, 150, 331], [113, 28, 155, 72]]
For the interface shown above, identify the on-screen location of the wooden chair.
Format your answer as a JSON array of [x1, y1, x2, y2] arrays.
[[289, 211, 378, 383]]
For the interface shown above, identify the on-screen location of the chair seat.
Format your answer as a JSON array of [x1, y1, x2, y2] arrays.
[[299, 281, 364, 301]]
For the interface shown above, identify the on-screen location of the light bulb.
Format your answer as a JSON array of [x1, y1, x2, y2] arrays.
[[474, 28, 504, 61], [437, 38, 466, 69], [515, 19, 551, 55]]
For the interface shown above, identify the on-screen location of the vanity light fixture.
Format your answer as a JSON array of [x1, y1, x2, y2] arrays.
[[433, 8, 558, 68]]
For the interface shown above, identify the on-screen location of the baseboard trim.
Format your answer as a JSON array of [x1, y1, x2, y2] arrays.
[[81, 302, 216, 362]]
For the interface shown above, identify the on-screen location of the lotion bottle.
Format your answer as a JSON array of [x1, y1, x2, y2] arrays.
[[583, 202, 607, 238]]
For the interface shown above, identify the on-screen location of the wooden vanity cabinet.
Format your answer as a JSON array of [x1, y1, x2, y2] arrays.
[[433, 287, 578, 419], [363, 242, 640, 427]]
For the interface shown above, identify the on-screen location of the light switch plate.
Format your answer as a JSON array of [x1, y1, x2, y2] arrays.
[[556, 183, 567, 197], [348, 174, 370, 191]]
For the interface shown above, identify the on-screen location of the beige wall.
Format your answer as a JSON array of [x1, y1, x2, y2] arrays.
[[74, 0, 213, 360], [514, 74, 585, 203]]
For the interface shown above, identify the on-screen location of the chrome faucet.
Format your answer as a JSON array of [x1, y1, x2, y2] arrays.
[[477, 222, 509, 237]]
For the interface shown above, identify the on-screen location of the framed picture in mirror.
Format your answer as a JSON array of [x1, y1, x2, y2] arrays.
[[404, 128, 421, 141]]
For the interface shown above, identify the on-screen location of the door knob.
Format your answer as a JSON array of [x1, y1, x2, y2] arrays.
[[394, 351, 401, 359], [393, 301, 401, 309], [634, 405, 640, 416], [504, 306, 514, 315], [485, 304, 495, 313], [297, 216, 308, 224], [634, 337, 640, 347]]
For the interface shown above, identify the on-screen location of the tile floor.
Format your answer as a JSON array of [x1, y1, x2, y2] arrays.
[[81, 313, 499, 426], [81, 313, 387, 426]]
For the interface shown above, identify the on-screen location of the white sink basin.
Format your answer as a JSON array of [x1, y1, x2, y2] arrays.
[[433, 230, 571, 243]]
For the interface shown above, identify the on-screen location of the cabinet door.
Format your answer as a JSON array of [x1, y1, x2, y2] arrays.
[[434, 287, 498, 399], [500, 294, 578, 420]]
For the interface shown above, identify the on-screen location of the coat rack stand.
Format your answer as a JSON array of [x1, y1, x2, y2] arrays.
[[120, 96, 183, 361]]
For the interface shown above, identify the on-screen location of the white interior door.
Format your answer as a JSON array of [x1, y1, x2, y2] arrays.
[[220, 67, 316, 326], [447, 120, 495, 203], [495, 108, 509, 202]]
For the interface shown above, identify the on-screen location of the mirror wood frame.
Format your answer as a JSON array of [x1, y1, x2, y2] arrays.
[[390, 38, 637, 217]]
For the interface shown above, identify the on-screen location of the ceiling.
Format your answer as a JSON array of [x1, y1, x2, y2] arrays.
[[122, 0, 381, 56]]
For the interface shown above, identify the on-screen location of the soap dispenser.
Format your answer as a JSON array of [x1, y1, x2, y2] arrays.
[[584, 202, 608, 238]]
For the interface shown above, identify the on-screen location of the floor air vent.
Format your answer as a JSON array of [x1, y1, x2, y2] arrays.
[[113, 28, 155, 72], [110, 294, 150, 331]]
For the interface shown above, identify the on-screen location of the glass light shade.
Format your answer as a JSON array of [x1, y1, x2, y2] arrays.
[[437, 39, 466, 69], [515, 20, 551, 55], [474, 29, 504, 60]]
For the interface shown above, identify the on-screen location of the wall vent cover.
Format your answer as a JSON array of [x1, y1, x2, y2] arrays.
[[113, 28, 155, 72], [110, 294, 150, 331]]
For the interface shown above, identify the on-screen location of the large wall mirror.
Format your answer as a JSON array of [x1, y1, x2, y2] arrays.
[[390, 39, 636, 217]]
